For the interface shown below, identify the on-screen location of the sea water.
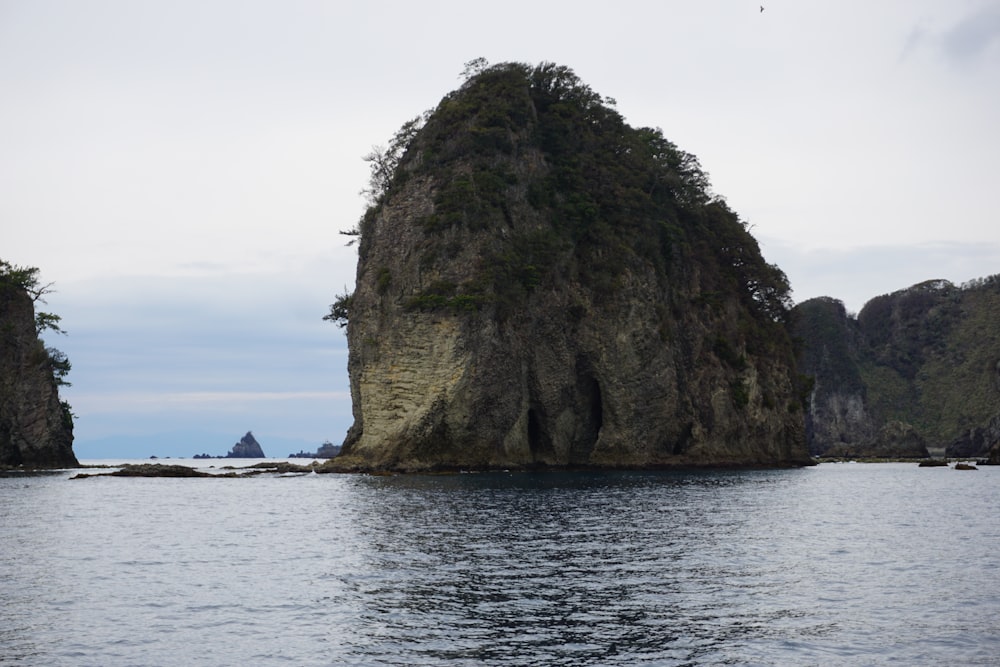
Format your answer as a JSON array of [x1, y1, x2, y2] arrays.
[[2, 461, 999, 666]]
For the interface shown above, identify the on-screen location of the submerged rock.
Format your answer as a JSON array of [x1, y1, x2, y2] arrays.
[[70, 461, 320, 479], [113, 464, 213, 477], [71, 464, 215, 478], [329, 62, 809, 472], [246, 461, 315, 474]]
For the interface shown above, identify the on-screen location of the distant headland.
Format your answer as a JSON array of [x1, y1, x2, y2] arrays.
[[289, 441, 341, 458], [190, 432, 341, 460]]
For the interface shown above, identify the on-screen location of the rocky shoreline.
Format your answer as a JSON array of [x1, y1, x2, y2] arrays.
[[57, 457, 1000, 479], [69, 461, 322, 479]]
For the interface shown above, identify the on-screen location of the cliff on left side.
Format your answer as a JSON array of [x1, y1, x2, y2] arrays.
[[0, 262, 77, 468]]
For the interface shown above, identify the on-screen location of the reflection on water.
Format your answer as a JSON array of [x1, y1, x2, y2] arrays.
[[2, 465, 999, 665], [338, 471, 809, 665]]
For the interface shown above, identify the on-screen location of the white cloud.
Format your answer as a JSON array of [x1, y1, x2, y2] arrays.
[[942, 3, 1000, 64], [760, 238, 1000, 313]]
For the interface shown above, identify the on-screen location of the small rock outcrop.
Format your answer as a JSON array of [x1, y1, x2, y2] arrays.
[[822, 421, 928, 459], [109, 463, 213, 477], [227, 431, 265, 458], [0, 262, 77, 468], [873, 421, 930, 458], [329, 62, 810, 472], [949, 414, 1000, 459]]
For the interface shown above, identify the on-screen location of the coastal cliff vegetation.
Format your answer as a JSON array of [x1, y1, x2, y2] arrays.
[[795, 275, 1000, 458], [333, 61, 793, 337], [327, 60, 809, 471], [0, 259, 76, 468]]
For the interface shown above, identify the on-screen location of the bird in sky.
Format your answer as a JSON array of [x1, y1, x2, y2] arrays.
[[760, 5, 765, 12]]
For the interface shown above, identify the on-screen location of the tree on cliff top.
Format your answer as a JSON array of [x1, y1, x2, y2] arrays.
[[1, 259, 72, 387], [331, 61, 793, 348]]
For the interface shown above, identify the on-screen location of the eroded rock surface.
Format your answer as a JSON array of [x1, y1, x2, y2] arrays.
[[795, 277, 1000, 458], [0, 273, 76, 468], [330, 62, 809, 472]]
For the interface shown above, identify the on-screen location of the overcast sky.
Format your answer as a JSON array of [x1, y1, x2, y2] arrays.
[[2, 0, 998, 458]]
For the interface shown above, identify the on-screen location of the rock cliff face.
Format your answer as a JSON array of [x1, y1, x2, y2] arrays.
[[331, 62, 809, 471], [793, 297, 877, 455], [0, 277, 77, 468], [794, 276, 1000, 457], [948, 414, 1000, 459]]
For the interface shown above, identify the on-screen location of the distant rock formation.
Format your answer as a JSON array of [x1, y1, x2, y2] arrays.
[[289, 441, 341, 458], [328, 62, 810, 472], [195, 431, 266, 459], [227, 431, 265, 458], [795, 276, 1000, 457], [0, 263, 77, 468]]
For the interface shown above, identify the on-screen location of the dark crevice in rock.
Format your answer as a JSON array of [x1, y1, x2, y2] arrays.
[[527, 406, 553, 462]]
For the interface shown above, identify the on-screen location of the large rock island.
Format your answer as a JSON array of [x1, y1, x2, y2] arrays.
[[327, 61, 810, 472], [0, 261, 77, 468]]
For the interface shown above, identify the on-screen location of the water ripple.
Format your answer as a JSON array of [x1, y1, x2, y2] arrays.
[[2, 465, 1000, 665]]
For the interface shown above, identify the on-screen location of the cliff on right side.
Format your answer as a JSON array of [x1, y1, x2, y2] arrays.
[[794, 276, 1000, 458]]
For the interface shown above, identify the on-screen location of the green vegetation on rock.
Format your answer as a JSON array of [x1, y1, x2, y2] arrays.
[[336, 61, 793, 346], [0, 259, 77, 468], [329, 61, 809, 472], [795, 275, 1000, 457]]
